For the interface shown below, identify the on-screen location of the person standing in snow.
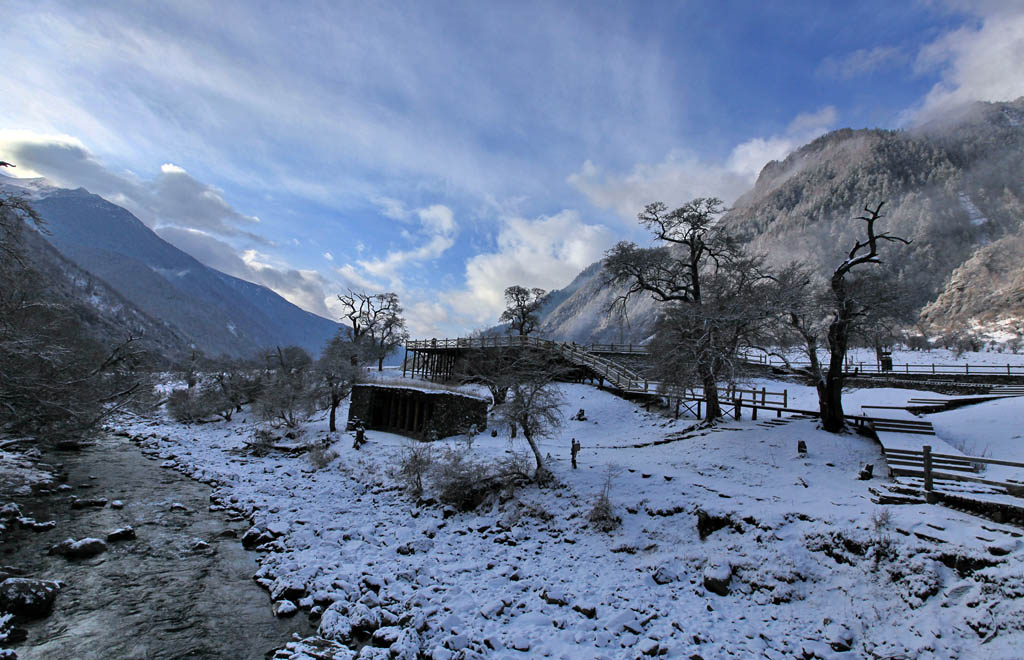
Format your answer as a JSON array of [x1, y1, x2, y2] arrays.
[[571, 438, 581, 469], [353, 422, 366, 449]]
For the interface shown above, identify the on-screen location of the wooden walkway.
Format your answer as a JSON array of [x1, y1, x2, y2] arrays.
[[404, 335, 788, 412]]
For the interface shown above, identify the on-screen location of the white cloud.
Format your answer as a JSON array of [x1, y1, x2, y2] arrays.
[[444, 210, 614, 326], [0, 130, 263, 240], [912, 7, 1024, 119], [156, 226, 335, 318], [373, 196, 411, 221], [323, 251, 334, 261], [817, 46, 905, 80], [569, 107, 838, 220], [351, 204, 457, 288]]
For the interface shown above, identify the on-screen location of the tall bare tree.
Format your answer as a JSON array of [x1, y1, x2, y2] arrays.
[[605, 198, 774, 421], [499, 285, 546, 336], [316, 333, 366, 432], [336, 290, 408, 370], [491, 352, 566, 482], [818, 202, 910, 432]]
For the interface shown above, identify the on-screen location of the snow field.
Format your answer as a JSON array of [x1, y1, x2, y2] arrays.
[[118, 381, 1024, 659]]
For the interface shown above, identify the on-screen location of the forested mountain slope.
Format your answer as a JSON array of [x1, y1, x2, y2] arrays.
[[16, 220, 194, 362], [537, 98, 1024, 345]]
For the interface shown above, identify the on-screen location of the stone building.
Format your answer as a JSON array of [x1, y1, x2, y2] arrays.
[[347, 384, 488, 440]]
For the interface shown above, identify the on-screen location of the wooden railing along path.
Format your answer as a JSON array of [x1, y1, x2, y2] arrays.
[[741, 352, 1024, 377], [405, 336, 788, 409], [884, 445, 1024, 492]]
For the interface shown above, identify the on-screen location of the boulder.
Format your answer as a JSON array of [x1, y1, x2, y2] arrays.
[[702, 563, 732, 596], [390, 628, 421, 660], [49, 537, 107, 559], [319, 602, 353, 642], [0, 578, 62, 618], [106, 527, 136, 542], [272, 599, 298, 617]]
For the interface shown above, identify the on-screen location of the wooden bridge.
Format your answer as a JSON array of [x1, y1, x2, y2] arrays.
[[403, 335, 788, 413]]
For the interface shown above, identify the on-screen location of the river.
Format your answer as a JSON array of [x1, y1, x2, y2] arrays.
[[3, 432, 310, 659]]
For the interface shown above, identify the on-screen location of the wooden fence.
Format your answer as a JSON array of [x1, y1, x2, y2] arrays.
[[741, 351, 1024, 377], [885, 444, 1024, 491]]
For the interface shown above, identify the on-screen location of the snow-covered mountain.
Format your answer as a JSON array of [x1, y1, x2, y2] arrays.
[[1, 177, 340, 358], [537, 98, 1024, 345]]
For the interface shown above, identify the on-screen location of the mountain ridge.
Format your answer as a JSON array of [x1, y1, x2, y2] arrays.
[[1, 177, 341, 358]]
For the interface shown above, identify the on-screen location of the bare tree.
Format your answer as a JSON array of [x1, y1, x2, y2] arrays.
[[336, 290, 408, 370], [493, 353, 565, 482], [257, 345, 315, 428], [604, 198, 773, 421], [499, 285, 546, 336], [818, 202, 910, 432], [316, 333, 366, 432]]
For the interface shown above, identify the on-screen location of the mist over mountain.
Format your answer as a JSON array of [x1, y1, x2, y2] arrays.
[[1, 177, 341, 358], [536, 98, 1024, 345]]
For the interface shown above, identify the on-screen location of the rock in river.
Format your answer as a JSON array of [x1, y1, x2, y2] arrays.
[[0, 578, 62, 618]]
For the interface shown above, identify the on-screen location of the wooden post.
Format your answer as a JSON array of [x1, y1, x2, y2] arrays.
[[697, 400, 701, 419], [751, 405, 758, 421], [783, 389, 788, 409], [403, 346, 409, 378], [923, 445, 933, 492], [733, 397, 741, 420]]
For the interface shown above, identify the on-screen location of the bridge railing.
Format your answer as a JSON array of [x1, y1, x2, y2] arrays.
[[587, 343, 650, 355], [407, 336, 787, 406]]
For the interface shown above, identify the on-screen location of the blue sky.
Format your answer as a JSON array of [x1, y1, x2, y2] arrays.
[[2, 0, 1023, 336]]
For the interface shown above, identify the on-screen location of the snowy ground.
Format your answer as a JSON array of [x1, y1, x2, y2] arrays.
[[112, 380, 1024, 660]]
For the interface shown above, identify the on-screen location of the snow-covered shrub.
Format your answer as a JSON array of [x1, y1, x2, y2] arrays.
[[245, 427, 277, 457], [166, 388, 208, 423], [587, 466, 622, 532], [429, 447, 496, 511], [308, 443, 339, 470], [395, 442, 434, 498]]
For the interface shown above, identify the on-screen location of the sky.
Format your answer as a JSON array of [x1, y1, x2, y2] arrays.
[[2, 0, 1023, 337]]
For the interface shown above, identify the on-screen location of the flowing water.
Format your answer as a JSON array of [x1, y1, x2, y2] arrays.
[[3, 433, 310, 659]]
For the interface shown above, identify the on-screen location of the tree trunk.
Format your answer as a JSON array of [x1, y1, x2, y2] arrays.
[[329, 396, 339, 432], [520, 423, 547, 482], [377, 356, 384, 371], [700, 364, 722, 421], [819, 315, 849, 432]]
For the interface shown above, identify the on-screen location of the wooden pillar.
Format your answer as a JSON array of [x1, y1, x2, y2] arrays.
[[923, 445, 934, 492], [733, 398, 741, 420]]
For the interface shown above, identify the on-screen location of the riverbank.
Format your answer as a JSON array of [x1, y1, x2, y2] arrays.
[[1, 433, 309, 659], [113, 382, 1024, 660]]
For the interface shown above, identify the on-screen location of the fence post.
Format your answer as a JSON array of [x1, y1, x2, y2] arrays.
[[761, 387, 766, 405], [783, 389, 788, 409], [734, 397, 741, 420], [923, 445, 933, 492]]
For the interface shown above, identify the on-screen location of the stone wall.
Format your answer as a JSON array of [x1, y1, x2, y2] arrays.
[[348, 384, 488, 440]]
